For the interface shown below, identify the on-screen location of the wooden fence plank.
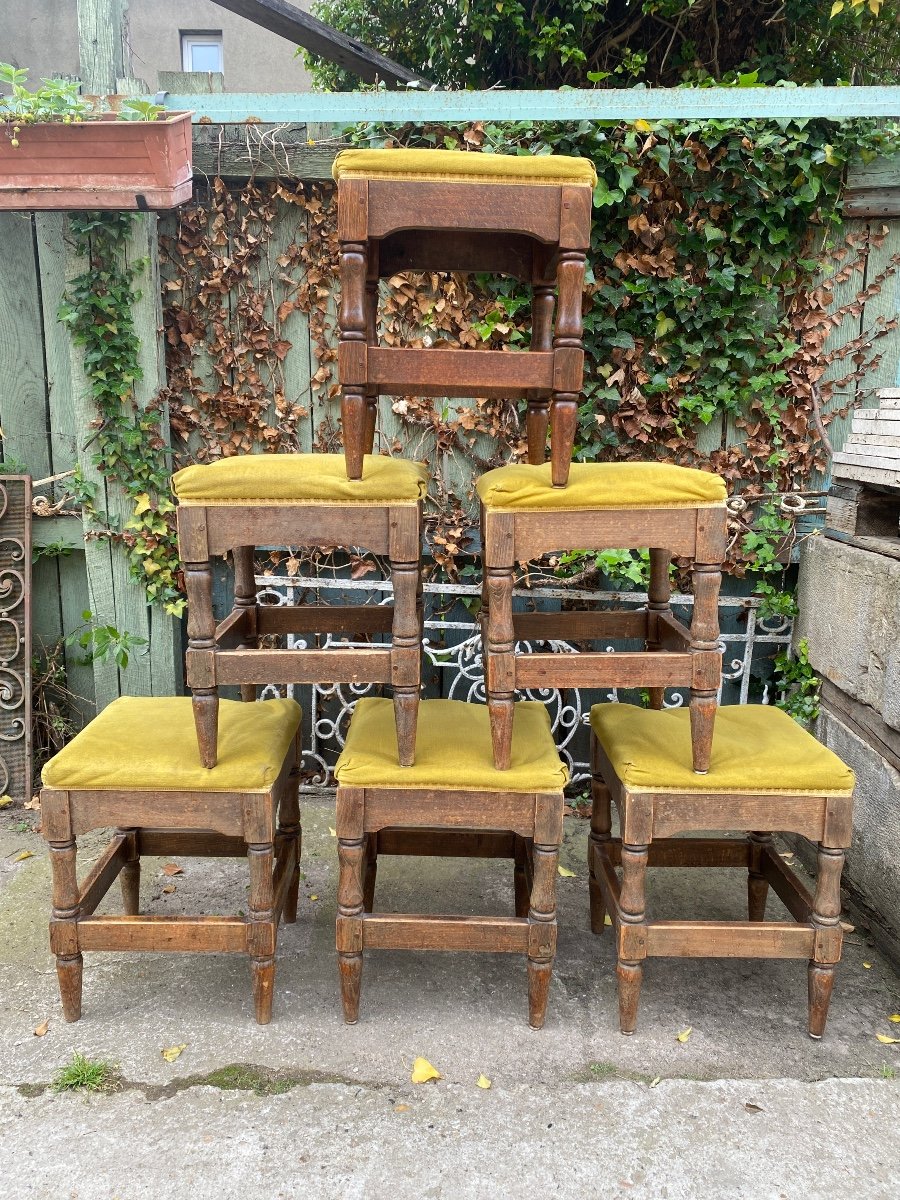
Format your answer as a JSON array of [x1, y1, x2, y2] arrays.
[[0, 213, 52, 479]]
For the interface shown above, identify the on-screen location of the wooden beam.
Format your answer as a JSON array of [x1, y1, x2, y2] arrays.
[[207, 0, 430, 88], [153, 85, 900, 125], [72, 0, 182, 708]]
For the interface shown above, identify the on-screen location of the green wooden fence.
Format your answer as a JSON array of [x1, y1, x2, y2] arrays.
[[2, 147, 899, 718]]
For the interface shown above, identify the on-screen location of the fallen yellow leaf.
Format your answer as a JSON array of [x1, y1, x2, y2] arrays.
[[33, 1020, 49, 1038], [863, 962, 872, 969], [476, 1074, 491, 1090], [0, 794, 12, 809], [675, 1027, 693, 1043], [161, 884, 177, 895], [309, 894, 319, 902], [14, 850, 33, 862], [161, 1044, 187, 1062], [875, 1034, 900, 1045], [410, 1056, 441, 1084], [328, 827, 336, 837], [557, 865, 576, 878], [649, 1076, 661, 1088], [888, 1014, 900, 1023], [394, 1104, 410, 1112], [604, 914, 613, 927], [634, 119, 652, 133]]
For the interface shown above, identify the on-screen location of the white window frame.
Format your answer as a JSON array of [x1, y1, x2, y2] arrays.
[[180, 31, 224, 73]]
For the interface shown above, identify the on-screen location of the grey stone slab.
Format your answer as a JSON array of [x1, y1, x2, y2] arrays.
[[814, 709, 900, 966], [796, 535, 900, 731], [0, 1077, 898, 1200]]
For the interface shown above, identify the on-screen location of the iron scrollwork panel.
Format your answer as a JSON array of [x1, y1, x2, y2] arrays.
[[0, 477, 32, 803]]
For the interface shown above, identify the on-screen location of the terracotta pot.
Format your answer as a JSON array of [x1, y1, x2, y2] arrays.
[[0, 110, 193, 211]]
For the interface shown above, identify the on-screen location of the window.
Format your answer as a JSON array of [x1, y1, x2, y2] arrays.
[[180, 31, 223, 73]]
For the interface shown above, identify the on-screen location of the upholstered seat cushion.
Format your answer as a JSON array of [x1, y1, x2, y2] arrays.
[[172, 453, 429, 506], [590, 703, 854, 795], [477, 462, 726, 511], [42, 696, 301, 792], [335, 698, 568, 792], [332, 148, 597, 189]]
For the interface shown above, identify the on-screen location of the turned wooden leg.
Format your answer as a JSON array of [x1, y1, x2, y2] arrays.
[[363, 242, 379, 457], [514, 836, 529, 918], [526, 274, 554, 464], [184, 549, 219, 769], [342, 387, 367, 481], [119, 828, 141, 916], [247, 840, 276, 1024], [808, 844, 845, 1038], [747, 831, 773, 922], [233, 545, 258, 703], [550, 248, 585, 488], [277, 778, 302, 926], [589, 757, 613, 935], [339, 225, 368, 480], [484, 512, 516, 769], [689, 562, 722, 774], [527, 842, 559, 1029], [391, 511, 422, 763], [337, 832, 365, 1023], [617, 843, 649, 1034], [647, 548, 672, 710], [48, 833, 83, 1022], [363, 832, 378, 913]]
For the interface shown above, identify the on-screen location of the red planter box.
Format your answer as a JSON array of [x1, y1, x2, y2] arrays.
[[0, 110, 193, 211]]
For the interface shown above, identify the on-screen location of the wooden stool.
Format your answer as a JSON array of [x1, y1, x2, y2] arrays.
[[587, 702, 856, 1038], [479, 460, 728, 772], [334, 697, 567, 1027], [39, 696, 302, 1025], [173, 452, 427, 768], [333, 148, 596, 486]]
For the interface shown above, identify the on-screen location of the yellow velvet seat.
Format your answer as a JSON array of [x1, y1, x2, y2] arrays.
[[42, 696, 301, 792], [332, 148, 598, 189], [477, 462, 727, 511], [172, 453, 429, 506], [590, 702, 854, 795], [335, 698, 568, 793]]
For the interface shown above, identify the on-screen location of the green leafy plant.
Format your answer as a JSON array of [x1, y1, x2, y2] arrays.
[[753, 580, 800, 622], [774, 637, 820, 724], [52, 1052, 118, 1094], [65, 610, 148, 670], [308, 0, 900, 90], [59, 214, 185, 615], [0, 64, 165, 148]]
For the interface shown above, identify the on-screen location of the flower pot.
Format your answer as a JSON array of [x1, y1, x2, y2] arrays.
[[0, 110, 193, 211]]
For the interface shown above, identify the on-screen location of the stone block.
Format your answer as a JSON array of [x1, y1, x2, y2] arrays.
[[814, 708, 900, 965], [796, 535, 900, 731]]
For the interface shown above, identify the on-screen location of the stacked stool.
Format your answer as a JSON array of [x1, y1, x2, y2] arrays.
[[40, 696, 301, 1023], [173, 453, 427, 767], [588, 703, 855, 1037], [333, 148, 597, 486], [334, 698, 567, 1027]]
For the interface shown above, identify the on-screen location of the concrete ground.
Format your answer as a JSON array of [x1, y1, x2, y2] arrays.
[[1, 795, 899, 1199]]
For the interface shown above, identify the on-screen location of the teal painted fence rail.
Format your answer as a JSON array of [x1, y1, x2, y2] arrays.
[[153, 86, 900, 124]]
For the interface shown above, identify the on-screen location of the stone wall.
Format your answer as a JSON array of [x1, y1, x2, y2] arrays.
[[796, 534, 900, 962]]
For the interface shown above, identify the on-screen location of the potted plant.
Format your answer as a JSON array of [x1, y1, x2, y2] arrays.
[[0, 66, 193, 211]]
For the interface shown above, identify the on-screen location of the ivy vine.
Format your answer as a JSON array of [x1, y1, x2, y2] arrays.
[[59, 213, 185, 616]]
